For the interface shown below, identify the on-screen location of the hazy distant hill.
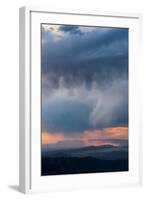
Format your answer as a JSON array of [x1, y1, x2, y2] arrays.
[[42, 145, 128, 160]]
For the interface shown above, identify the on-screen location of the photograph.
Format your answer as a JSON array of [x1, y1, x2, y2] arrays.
[[41, 23, 129, 176]]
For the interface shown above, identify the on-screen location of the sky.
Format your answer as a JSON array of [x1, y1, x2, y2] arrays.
[[41, 24, 128, 151]]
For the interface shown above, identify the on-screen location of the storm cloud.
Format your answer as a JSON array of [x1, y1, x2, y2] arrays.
[[41, 24, 128, 137], [42, 25, 128, 86], [42, 78, 128, 133]]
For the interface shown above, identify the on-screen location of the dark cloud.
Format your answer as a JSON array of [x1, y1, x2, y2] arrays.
[[41, 26, 128, 88], [59, 25, 83, 35], [41, 25, 128, 134]]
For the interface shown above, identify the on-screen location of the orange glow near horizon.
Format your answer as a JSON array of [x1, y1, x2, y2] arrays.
[[42, 132, 65, 144], [83, 126, 128, 146], [41, 126, 128, 146], [83, 126, 128, 139], [105, 127, 128, 137]]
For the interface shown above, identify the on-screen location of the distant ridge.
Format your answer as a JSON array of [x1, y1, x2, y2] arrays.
[[43, 144, 119, 153], [74, 144, 117, 151]]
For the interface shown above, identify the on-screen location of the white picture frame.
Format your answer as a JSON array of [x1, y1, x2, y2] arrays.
[[19, 6, 143, 194]]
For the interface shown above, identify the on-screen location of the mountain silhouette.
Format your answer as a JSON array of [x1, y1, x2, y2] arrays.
[[41, 144, 128, 175]]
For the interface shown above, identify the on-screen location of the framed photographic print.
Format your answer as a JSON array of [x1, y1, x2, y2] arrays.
[[19, 7, 142, 193]]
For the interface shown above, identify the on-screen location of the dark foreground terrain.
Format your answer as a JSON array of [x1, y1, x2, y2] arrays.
[[41, 145, 128, 176]]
